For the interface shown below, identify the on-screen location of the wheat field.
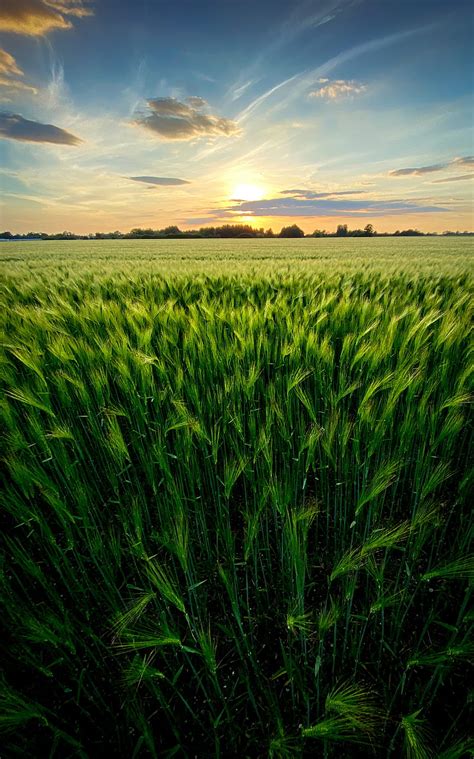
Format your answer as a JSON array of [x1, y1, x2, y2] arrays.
[[1, 238, 473, 757]]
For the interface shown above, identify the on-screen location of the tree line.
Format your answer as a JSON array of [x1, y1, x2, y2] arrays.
[[1, 223, 472, 240]]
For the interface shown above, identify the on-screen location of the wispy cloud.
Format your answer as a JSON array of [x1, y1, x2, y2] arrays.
[[230, 80, 256, 102], [237, 25, 429, 123], [308, 78, 367, 99], [128, 176, 190, 186], [0, 111, 82, 144], [236, 73, 302, 122], [133, 97, 241, 141], [0, 0, 93, 37], [229, 0, 351, 95], [432, 174, 474, 184], [389, 156, 474, 176]]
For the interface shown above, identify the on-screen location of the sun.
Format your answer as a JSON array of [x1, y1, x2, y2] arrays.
[[231, 183, 265, 202]]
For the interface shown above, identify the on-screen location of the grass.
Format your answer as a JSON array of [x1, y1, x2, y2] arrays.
[[1, 238, 473, 757]]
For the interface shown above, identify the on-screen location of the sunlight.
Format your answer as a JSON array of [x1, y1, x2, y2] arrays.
[[231, 183, 265, 202]]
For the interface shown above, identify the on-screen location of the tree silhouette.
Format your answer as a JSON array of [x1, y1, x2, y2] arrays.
[[279, 224, 305, 238]]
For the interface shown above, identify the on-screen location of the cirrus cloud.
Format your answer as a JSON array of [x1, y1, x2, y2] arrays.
[[308, 78, 367, 100], [133, 97, 241, 141], [0, 0, 92, 37], [0, 111, 82, 144], [432, 174, 474, 184]]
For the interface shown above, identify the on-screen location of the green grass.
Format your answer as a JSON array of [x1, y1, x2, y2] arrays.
[[1, 239, 473, 757]]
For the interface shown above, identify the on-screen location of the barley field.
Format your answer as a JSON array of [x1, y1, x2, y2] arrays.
[[1, 238, 473, 757]]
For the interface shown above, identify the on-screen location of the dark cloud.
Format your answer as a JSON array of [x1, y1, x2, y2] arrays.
[[432, 174, 474, 184], [389, 156, 474, 177], [0, 112, 82, 145], [0, 0, 92, 37], [280, 188, 366, 198], [128, 176, 190, 186], [222, 196, 447, 217], [133, 97, 240, 141]]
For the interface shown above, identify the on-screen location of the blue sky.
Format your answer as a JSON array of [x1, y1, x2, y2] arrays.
[[0, 0, 473, 233]]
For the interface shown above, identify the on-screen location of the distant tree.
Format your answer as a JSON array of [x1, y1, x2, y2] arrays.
[[51, 231, 76, 239], [442, 230, 474, 235], [397, 229, 423, 236], [364, 223, 375, 236], [311, 229, 328, 237], [264, 228, 274, 237], [160, 226, 182, 237], [128, 228, 158, 238], [336, 224, 348, 237], [279, 224, 305, 238]]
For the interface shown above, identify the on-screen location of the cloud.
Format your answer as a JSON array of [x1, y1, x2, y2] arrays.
[[432, 174, 474, 184], [452, 156, 474, 168], [0, 76, 38, 97], [0, 112, 82, 144], [0, 0, 92, 37], [389, 156, 474, 176], [389, 164, 445, 177], [0, 49, 38, 99], [230, 79, 257, 102], [280, 188, 366, 198], [185, 96, 207, 109], [128, 176, 190, 186], [133, 97, 241, 141], [0, 49, 23, 76], [308, 78, 367, 100], [221, 195, 447, 217], [228, 0, 351, 105], [237, 26, 425, 123]]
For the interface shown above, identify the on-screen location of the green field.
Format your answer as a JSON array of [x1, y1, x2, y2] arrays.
[[1, 238, 473, 757]]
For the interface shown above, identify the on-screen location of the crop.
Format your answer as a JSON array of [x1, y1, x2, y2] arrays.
[[1, 239, 472, 756]]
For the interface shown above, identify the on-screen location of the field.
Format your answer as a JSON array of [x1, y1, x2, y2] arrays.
[[1, 238, 473, 757]]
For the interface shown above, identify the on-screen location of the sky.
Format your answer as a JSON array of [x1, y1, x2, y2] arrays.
[[0, 0, 473, 234]]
